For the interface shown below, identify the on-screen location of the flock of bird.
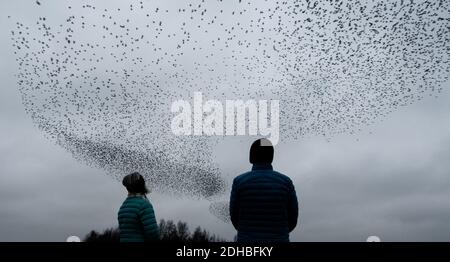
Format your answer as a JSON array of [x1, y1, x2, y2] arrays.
[[9, 0, 450, 218]]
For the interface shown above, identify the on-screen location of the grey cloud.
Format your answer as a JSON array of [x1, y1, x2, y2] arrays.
[[1, 0, 450, 242]]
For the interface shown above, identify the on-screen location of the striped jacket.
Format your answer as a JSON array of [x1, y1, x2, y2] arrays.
[[118, 195, 159, 242], [230, 164, 299, 242]]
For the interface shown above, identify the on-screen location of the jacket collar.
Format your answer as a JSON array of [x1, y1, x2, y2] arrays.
[[251, 163, 273, 171], [127, 193, 147, 199]]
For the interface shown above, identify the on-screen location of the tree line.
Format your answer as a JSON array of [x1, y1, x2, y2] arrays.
[[84, 219, 227, 242]]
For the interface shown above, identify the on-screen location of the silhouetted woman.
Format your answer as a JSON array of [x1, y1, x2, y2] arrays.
[[118, 172, 159, 242]]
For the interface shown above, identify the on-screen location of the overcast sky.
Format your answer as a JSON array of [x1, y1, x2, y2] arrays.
[[1, 0, 450, 242]]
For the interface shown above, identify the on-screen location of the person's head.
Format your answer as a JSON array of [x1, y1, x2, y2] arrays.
[[122, 172, 149, 194], [249, 138, 274, 164]]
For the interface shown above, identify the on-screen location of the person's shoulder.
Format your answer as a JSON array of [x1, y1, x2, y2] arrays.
[[119, 197, 145, 212], [233, 171, 252, 184], [125, 196, 149, 205], [272, 170, 293, 184], [130, 197, 154, 211]]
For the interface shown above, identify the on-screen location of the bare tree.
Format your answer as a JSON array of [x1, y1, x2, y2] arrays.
[[84, 219, 226, 242]]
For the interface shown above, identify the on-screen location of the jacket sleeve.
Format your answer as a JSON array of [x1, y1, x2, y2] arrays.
[[139, 200, 160, 241], [287, 180, 299, 232], [229, 178, 240, 230]]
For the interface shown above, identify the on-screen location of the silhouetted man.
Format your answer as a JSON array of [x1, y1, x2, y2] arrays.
[[230, 138, 298, 242]]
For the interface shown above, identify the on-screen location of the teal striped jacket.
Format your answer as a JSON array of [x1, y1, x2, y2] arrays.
[[118, 195, 159, 242]]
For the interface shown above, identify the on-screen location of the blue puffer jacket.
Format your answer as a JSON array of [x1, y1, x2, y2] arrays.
[[118, 195, 159, 242], [230, 164, 298, 242]]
